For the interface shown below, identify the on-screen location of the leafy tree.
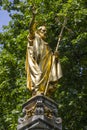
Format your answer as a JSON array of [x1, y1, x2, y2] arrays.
[[0, 0, 87, 129]]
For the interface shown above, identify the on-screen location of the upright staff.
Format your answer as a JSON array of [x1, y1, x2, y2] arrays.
[[44, 17, 67, 95]]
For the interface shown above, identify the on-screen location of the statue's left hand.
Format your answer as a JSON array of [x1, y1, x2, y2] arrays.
[[54, 51, 59, 59]]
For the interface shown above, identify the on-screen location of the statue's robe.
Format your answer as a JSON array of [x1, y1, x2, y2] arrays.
[[26, 33, 62, 93]]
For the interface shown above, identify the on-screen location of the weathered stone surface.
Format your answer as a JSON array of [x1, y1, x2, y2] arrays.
[[17, 95, 62, 130]]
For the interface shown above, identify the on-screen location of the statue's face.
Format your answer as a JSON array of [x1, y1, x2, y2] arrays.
[[38, 26, 47, 39]]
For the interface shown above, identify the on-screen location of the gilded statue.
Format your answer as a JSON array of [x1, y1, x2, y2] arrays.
[[25, 7, 62, 96]]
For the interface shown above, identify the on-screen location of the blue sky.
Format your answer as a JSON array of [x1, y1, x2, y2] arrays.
[[0, 10, 11, 32]]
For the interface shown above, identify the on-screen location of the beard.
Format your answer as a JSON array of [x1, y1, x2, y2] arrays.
[[39, 32, 46, 39]]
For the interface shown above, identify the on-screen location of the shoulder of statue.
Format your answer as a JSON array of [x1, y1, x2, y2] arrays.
[[27, 34, 34, 45]]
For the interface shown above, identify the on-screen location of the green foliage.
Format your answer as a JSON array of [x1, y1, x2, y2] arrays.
[[0, 0, 87, 129]]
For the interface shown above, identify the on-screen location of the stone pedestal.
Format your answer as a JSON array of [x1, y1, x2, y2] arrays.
[[17, 95, 62, 130]]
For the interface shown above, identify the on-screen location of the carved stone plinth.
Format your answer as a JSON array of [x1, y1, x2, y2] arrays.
[[17, 95, 62, 130]]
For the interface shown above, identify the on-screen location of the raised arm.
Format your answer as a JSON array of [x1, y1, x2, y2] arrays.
[[28, 6, 37, 40]]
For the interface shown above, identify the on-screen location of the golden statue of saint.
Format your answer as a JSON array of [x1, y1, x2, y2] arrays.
[[25, 9, 62, 96]]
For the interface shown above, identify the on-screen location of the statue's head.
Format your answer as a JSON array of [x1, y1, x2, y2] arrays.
[[37, 26, 47, 39]]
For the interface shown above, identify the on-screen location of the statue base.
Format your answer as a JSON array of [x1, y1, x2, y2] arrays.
[[17, 95, 62, 130]]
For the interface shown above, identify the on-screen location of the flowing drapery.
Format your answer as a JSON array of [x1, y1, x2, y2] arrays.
[[26, 33, 62, 93]]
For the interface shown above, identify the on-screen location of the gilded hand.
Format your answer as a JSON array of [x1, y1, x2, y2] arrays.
[[54, 51, 59, 58], [31, 6, 37, 16]]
